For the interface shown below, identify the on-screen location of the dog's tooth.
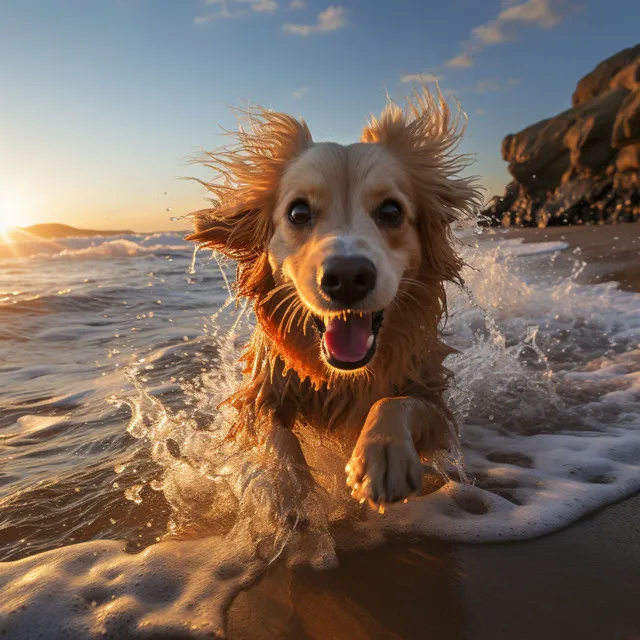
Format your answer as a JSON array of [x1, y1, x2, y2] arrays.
[[366, 334, 374, 350]]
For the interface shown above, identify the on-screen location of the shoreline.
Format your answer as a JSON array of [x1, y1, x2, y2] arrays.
[[228, 223, 640, 640], [481, 223, 640, 292]]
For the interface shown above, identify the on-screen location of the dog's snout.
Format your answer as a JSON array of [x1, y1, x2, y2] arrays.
[[320, 257, 377, 305]]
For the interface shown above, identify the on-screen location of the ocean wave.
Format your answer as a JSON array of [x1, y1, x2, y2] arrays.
[[0, 233, 191, 262], [492, 237, 570, 256]]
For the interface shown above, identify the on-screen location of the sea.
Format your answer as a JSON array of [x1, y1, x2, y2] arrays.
[[1, 226, 639, 637]]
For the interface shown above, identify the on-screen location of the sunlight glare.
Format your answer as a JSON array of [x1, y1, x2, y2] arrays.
[[0, 189, 34, 240]]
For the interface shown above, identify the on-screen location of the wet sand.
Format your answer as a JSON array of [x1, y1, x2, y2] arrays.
[[485, 223, 640, 292], [228, 223, 640, 640], [229, 494, 640, 639]]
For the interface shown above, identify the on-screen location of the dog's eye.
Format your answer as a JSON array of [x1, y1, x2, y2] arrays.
[[288, 201, 312, 225], [374, 200, 403, 227]]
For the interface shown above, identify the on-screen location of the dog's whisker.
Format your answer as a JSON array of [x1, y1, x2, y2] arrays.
[[275, 301, 297, 337], [390, 296, 410, 316], [269, 291, 299, 321], [400, 277, 433, 296], [278, 297, 305, 338], [396, 288, 423, 309], [302, 308, 313, 337], [285, 302, 304, 335], [261, 282, 295, 306]]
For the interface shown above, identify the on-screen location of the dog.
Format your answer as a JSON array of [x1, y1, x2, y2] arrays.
[[187, 87, 481, 508]]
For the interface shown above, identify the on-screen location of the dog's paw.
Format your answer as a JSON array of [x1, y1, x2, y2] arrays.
[[346, 432, 423, 507]]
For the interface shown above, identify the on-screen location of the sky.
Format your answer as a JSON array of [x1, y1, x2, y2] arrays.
[[0, 0, 638, 233]]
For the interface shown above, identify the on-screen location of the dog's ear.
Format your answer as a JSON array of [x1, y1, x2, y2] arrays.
[[186, 107, 312, 298], [361, 86, 483, 284], [187, 206, 265, 261], [361, 86, 482, 225]]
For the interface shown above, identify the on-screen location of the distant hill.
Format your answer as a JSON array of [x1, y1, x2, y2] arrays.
[[19, 223, 135, 239]]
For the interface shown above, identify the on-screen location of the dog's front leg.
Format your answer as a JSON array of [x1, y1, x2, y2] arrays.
[[346, 396, 451, 506]]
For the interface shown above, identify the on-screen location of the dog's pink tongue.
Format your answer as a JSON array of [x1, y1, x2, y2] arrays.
[[324, 314, 373, 363]]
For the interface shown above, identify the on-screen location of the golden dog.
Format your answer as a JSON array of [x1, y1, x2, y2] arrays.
[[187, 88, 481, 508]]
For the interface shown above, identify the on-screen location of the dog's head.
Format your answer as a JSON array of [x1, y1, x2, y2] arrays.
[[188, 89, 481, 377]]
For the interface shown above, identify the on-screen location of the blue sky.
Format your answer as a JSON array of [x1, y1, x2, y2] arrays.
[[1, 0, 638, 232]]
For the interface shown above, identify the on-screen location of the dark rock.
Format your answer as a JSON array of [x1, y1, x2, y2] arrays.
[[613, 89, 640, 147], [483, 44, 640, 227], [572, 44, 640, 107]]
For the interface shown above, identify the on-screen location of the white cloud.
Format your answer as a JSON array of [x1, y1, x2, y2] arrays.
[[444, 52, 474, 68], [288, 0, 307, 8], [196, 0, 277, 23], [400, 73, 443, 84], [292, 86, 309, 98], [236, 0, 279, 12], [195, 0, 248, 22], [445, 0, 580, 69], [283, 5, 348, 36], [471, 21, 511, 45], [499, 0, 565, 27]]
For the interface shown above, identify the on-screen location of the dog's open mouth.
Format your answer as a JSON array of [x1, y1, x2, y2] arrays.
[[312, 310, 384, 370]]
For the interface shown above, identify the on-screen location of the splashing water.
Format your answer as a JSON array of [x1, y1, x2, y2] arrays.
[[118, 234, 640, 552]]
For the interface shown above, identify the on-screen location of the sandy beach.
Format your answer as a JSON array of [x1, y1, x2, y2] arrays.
[[229, 494, 640, 639], [228, 223, 640, 640], [486, 224, 640, 293]]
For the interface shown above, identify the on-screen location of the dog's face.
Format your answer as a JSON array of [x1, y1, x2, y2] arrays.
[[268, 142, 421, 372], [188, 90, 480, 380]]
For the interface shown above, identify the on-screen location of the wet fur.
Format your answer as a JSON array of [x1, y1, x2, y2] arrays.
[[187, 88, 482, 506]]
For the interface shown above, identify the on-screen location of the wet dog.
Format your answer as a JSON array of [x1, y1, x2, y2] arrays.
[[187, 88, 481, 507]]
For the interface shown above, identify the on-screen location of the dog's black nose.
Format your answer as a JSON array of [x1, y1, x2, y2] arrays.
[[320, 257, 377, 305]]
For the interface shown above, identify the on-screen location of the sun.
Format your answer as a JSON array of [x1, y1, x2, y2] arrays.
[[0, 211, 16, 235], [0, 189, 34, 239]]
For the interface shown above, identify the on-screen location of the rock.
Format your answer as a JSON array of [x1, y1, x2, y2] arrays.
[[481, 182, 520, 225], [572, 44, 640, 106], [613, 89, 640, 147], [616, 144, 640, 173], [483, 44, 640, 227]]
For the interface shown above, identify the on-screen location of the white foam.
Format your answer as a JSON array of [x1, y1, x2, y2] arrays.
[[50, 239, 182, 260], [0, 233, 190, 262], [489, 237, 570, 256], [0, 536, 266, 639]]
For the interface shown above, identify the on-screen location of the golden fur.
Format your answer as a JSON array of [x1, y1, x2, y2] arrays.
[[187, 87, 482, 506]]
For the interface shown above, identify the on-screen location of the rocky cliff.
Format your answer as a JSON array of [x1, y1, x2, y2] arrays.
[[483, 44, 640, 227]]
